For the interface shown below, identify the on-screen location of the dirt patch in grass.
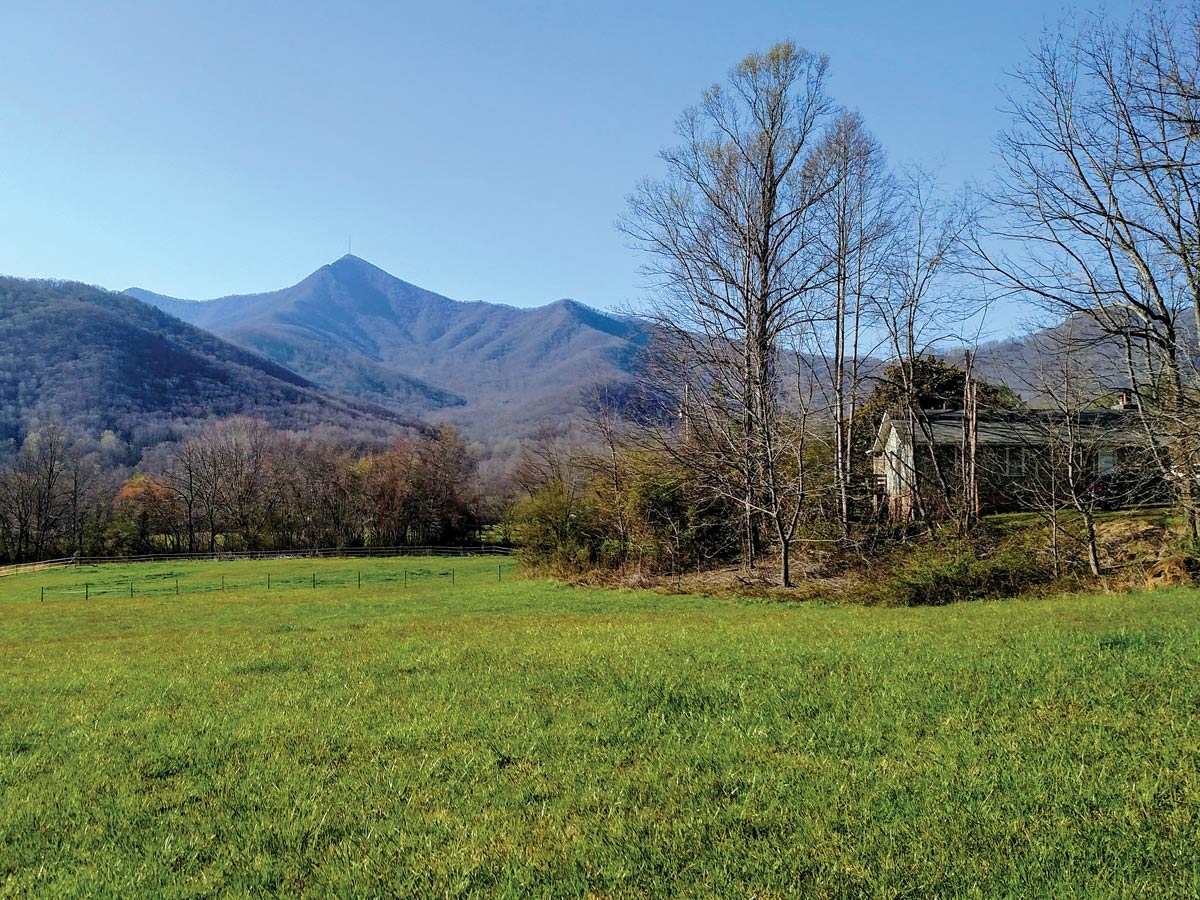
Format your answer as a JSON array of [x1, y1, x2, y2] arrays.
[[1096, 519, 1172, 570], [1144, 555, 1200, 589]]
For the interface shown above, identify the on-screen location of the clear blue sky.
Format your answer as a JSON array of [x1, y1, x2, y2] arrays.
[[0, 0, 1137, 321]]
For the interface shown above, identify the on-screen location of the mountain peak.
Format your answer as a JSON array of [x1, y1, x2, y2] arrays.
[[329, 253, 380, 273], [321, 254, 413, 290]]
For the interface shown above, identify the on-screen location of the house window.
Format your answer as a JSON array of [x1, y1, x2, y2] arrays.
[[1004, 447, 1027, 477], [1098, 450, 1117, 474]]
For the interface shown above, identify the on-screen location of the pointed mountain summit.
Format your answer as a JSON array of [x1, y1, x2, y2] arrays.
[[128, 258, 649, 438]]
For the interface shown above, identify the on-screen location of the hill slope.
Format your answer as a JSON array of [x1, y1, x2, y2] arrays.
[[0, 277, 413, 447], [128, 256, 649, 438], [962, 315, 1136, 402]]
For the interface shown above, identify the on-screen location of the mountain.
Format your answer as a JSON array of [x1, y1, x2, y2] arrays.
[[961, 315, 1137, 403], [0, 277, 415, 449], [127, 256, 650, 439]]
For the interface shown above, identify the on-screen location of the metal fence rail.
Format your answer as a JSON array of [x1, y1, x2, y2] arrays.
[[34, 558, 519, 602], [0, 545, 514, 577], [0, 558, 75, 578]]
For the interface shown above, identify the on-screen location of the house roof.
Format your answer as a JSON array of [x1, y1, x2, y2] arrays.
[[870, 408, 1145, 455]]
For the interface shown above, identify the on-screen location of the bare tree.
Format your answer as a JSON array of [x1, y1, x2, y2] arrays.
[[0, 425, 74, 561], [164, 418, 276, 553], [275, 437, 362, 549], [358, 439, 417, 547], [621, 41, 836, 586], [409, 427, 477, 544], [873, 170, 979, 524], [808, 112, 897, 535], [212, 417, 279, 550], [979, 2, 1200, 540], [996, 325, 1169, 576], [356, 427, 478, 547], [166, 439, 203, 553], [1000, 330, 1109, 575], [60, 446, 105, 557], [581, 388, 635, 556]]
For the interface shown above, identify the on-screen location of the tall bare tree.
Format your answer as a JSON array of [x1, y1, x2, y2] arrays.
[[808, 112, 896, 535], [979, 2, 1200, 539], [166, 438, 203, 553], [621, 41, 835, 586]]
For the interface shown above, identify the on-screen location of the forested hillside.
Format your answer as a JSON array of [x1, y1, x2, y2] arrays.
[[0, 277, 413, 451]]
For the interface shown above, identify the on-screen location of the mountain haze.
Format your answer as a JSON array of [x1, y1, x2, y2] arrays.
[[128, 256, 650, 438]]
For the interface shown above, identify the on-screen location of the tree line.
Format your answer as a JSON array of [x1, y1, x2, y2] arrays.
[[0, 418, 482, 563]]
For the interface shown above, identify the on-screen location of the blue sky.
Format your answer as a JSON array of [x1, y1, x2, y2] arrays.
[[0, 0, 1137, 329]]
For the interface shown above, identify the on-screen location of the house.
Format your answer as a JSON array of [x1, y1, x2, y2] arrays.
[[870, 407, 1161, 520]]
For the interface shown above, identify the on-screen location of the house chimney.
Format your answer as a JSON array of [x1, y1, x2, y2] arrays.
[[1114, 391, 1139, 411]]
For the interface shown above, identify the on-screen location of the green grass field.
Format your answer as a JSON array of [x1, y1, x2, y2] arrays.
[[1, 557, 1197, 898]]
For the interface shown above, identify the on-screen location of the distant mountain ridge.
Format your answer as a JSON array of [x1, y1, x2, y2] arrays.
[[127, 255, 650, 438], [0, 276, 414, 448]]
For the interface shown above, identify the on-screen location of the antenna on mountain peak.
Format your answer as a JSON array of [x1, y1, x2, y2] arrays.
[[347, 234, 352, 256]]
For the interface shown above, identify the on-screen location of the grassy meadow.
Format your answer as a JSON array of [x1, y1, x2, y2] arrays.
[[1, 557, 1198, 898]]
